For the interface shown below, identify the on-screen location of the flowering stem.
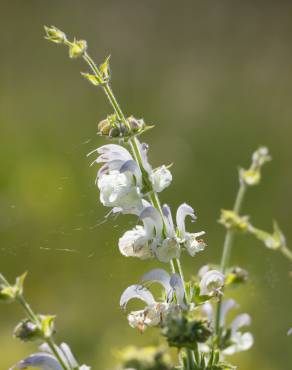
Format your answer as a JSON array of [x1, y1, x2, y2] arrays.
[[0, 273, 70, 370], [215, 182, 247, 336], [80, 49, 196, 368]]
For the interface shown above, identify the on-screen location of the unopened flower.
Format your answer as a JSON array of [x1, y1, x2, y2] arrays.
[[249, 221, 286, 250], [219, 210, 250, 231], [240, 146, 271, 186], [199, 270, 225, 297], [14, 319, 42, 342], [150, 165, 172, 193], [69, 39, 87, 58], [44, 26, 66, 44]]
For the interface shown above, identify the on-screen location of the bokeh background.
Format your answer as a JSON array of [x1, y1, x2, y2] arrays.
[[1, 1, 292, 368]]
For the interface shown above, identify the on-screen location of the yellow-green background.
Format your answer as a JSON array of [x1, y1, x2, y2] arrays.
[[0, 1, 292, 369]]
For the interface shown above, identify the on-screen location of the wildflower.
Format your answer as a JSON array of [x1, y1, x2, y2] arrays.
[[150, 165, 172, 193], [118, 225, 152, 260], [89, 144, 144, 213], [199, 270, 225, 297], [10, 342, 91, 370], [120, 269, 185, 331], [200, 299, 253, 356]]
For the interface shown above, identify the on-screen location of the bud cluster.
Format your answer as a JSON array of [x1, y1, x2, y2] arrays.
[[239, 147, 271, 186]]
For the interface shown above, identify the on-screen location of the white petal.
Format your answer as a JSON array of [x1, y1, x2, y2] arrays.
[[150, 165, 172, 192], [96, 144, 132, 162], [118, 226, 152, 260], [120, 285, 156, 310], [140, 206, 163, 238], [155, 238, 181, 263], [176, 203, 196, 237], [230, 313, 251, 335], [220, 299, 237, 327], [120, 160, 143, 187], [142, 268, 171, 294], [169, 273, 186, 308], [223, 332, 254, 355], [10, 353, 62, 370], [199, 270, 225, 296], [162, 204, 176, 237], [201, 302, 214, 322], [59, 343, 78, 368]]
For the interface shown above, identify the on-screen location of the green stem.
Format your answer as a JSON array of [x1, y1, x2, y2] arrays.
[[215, 182, 247, 336], [281, 245, 292, 262]]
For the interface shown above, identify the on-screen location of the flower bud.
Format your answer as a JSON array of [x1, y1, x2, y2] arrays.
[[127, 116, 145, 133], [44, 26, 67, 44], [219, 210, 250, 231], [225, 267, 249, 286], [0, 272, 27, 303], [69, 39, 87, 58], [240, 147, 271, 186], [250, 221, 286, 250], [14, 319, 42, 342]]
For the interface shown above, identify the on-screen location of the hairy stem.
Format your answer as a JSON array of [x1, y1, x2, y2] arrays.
[[215, 182, 247, 335]]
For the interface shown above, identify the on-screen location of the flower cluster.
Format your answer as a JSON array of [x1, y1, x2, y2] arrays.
[[89, 143, 206, 263]]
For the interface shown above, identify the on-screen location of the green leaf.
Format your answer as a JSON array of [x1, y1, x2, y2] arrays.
[[81, 72, 101, 86]]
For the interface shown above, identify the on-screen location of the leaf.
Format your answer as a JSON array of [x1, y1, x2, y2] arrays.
[[81, 72, 101, 86]]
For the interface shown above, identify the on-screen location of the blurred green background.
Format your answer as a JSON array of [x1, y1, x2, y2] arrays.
[[1, 1, 292, 369]]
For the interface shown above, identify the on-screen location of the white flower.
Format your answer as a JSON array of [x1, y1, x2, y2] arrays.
[[150, 165, 172, 192], [118, 225, 152, 260], [200, 299, 253, 356], [199, 270, 225, 296], [155, 237, 180, 263], [162, 203, 206, 258], [185, 231, 206, 256], [120, 269, 185, 331], [10, 353, 62, 370], [97, 170, 141, 212], [10, 342, 91, 370]]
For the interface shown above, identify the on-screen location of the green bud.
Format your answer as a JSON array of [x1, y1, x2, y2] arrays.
[[44, 26, 66, 44], [250, 221, 286, 250], [127, 116, 145, 132], [14, 319, 42, 342], [0, 272, 27, 303], [219, 210, 250, 231], [69, 39, 87, 58], [40, 314, 56, 338], [225, 266, 248, 286], [240, 147, 271, 186]]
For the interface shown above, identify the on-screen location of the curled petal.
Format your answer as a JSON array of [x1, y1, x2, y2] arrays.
[[162, 204, 175, 237], [169, 273, 186, 308], [230, 313, 252, 335], [176, 203, 196, 237], [120, 160, 142, 187], [200, 270, 225, 296], [142, 268, 171, 295], [94, 144, 132, 162], [220, 299, 237, 327], [120, 284, 156, 310], [136, 140, 152, 174], [140, 206, 163, 238], [10, 353, 62, 370]]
